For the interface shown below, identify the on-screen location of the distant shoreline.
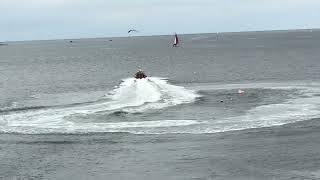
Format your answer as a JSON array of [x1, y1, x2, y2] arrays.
[[3, 28, 319, 43]]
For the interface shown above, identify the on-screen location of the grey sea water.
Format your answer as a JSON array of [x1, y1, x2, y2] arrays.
[[1, 29, 320, 179]]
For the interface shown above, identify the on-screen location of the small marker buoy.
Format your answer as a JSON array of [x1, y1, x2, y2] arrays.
[[238, 89, 245, 94]]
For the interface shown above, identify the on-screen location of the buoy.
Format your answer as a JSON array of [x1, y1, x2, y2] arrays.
[[238, 89, 245, 94]]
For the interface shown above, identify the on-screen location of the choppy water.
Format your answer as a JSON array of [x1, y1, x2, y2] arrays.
[[1, 29, 320, 179], [2, 79, 320, 135]]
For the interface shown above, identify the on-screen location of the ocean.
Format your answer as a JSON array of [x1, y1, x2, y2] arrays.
[[1, 29, 320, 179]]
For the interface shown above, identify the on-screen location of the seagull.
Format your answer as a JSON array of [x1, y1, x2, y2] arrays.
[[128, 29, 139, 33]]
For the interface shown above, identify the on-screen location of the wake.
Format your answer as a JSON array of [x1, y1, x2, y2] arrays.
[[0, 77, 200, 134], [109, 77, 200, 112]]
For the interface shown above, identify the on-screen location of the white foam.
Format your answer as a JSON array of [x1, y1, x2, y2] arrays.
[[181, 83, 320, 134], [2, 81, 320, 135], [0, 77, 200, 134], [216, 98, 320, 133], [191, 81, 320, 91], [133, 82, 320, 134], [0, 120, 202, 134], [75, 120, 200, 130]]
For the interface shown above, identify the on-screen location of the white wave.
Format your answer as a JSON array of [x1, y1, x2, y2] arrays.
[[2, 81, 320, 135], [210, 96, 320, 133], [0, 77, 200, 134], [106, 77, 200, 113], [0, 120, 202, 134], [126, 82, 320, 134], [191, 81, 320, 91], [178, 84, 320, 134]]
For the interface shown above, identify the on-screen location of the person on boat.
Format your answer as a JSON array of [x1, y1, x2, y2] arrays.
[[134, 69, 147, 79]]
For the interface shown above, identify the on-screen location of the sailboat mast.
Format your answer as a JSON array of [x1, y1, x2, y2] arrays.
[[173, 33, 179, 47]]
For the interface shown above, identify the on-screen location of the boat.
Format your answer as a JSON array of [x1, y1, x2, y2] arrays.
[[173, 33, 179, 47], [134, 70, 147, 79]]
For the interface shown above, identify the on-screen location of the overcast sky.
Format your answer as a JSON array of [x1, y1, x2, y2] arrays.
[[1, 0, 320, 41]]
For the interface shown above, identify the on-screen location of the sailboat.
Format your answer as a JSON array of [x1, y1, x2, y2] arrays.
[[173, 33, 179, 47]]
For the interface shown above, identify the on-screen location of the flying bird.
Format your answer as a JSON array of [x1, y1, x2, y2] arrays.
[[128, 29, 139, 33]]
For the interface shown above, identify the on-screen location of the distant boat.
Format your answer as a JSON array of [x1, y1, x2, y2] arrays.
[[134, 69, 147, 79], [173, 33, 179, 47]]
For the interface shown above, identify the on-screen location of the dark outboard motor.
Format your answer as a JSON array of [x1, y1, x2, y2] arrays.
[[135, 70, 147, 79]]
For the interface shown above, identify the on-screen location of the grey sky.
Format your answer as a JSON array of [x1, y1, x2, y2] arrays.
[[1, 0, 320, 41]]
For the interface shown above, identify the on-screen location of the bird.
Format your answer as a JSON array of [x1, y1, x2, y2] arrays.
[[128, 29, 138, 33]]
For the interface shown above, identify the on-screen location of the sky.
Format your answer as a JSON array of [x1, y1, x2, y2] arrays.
[[1, 0, 320, 41]]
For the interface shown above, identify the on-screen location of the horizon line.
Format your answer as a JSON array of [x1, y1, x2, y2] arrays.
[[4, 27, 319, 43]]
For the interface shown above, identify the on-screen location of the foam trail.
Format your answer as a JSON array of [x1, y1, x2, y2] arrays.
[[0, 77, 200, 134], [3, 81, 320, 135], [181, 86, 320, 134]]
